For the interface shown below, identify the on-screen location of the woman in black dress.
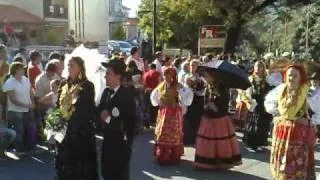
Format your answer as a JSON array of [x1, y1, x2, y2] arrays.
[[55, 57, 98, 180], [242, 61, 272, 151]]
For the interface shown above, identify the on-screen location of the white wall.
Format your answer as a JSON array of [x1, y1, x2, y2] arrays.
[[1, 0, 43, 19], [69, 0, 109, 42]]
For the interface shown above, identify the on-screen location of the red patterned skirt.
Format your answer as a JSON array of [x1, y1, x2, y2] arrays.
[[153, 106, 184, 165], [271, 120, 316, 180], [194, 115, 242, 169]]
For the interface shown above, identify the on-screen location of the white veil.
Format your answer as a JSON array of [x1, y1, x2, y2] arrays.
[[62, 44, 107, 105]]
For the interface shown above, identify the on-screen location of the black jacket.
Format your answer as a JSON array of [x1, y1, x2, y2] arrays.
[[98, 86, 137, 172]]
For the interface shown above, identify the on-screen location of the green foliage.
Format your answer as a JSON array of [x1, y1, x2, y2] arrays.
[[292, 2, 320, 59], [112, 25, 126, 40], [45, 108, 67, 131], [138, 0, 312, 52]]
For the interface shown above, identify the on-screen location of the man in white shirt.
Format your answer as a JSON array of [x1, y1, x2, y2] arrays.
[[35, 62, 60, 103], [3, 62, 35, 152], [153, 51, 163, 73]]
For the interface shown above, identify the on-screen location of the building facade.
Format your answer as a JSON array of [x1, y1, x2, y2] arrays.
[[108, 0, 129, 40], [68, 0, 109, 42], [0, 0, 68, 45]]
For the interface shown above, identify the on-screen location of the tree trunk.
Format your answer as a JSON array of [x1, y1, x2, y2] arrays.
[[224, 23, 242, 54]]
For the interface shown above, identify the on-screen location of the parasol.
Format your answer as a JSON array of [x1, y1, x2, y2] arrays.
[[197, 60, 251, 90]]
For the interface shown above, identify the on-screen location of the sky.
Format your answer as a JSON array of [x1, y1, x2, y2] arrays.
[[122, 0, 141, 18]]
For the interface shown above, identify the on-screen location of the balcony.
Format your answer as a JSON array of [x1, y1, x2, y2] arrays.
[[44, 4, 68, 19]]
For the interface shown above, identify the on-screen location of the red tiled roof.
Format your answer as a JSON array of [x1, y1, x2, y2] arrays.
[[0, 5, 42, 23]]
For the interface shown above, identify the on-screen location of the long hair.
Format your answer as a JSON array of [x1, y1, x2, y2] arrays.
[[253, 61, 267, 78], [282, 64, 307, 86], [69, 56, 87, 81]]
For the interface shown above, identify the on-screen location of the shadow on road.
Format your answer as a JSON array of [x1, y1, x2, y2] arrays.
[[130, 132, 269, 180]]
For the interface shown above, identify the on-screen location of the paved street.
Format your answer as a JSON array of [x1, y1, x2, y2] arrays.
[[0, 132, 319, 180]]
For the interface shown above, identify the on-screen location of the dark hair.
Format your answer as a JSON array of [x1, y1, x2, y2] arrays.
[[18, 48, 26, 53], [150, 64, 156, 69], [128, 60, 138, 70], [29, 50, 41, 61], [49, 52, 61, 60], [10, 62, 25, 76], [45, 62, 57, 72], [69, 57, 87, 80], [173, 58, 182, 68], [14, 56, 24, 63], [130, 47, 139, 56], [162, 56, 171, 66]]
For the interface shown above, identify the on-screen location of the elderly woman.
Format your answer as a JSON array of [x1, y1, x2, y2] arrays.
[[265, 64, 316, 180], [55, 57, 98, 179], [150, 67, 193, 165], [184, 59, 205, 145], [241, 61, 273, 151], [193, 70, 242, 170]]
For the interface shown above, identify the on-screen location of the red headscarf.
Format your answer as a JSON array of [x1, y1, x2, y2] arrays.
[[282, 64, 307, 85], [163, 67, 177, 86]]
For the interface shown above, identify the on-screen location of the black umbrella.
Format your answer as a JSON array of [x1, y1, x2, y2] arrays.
[[197, 60, 251, 90]]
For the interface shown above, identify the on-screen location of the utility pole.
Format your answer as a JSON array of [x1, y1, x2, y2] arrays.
[[152, 0, 157, 55], [305, 5, 310, 55]]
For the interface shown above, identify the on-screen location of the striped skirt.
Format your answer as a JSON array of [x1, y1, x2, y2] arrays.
[[194, 115, 242, 169]]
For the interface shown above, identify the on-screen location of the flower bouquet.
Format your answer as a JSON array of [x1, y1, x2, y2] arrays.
[[44, 108, 67, 143]]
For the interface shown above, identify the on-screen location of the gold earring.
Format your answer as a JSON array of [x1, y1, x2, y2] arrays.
[[78, 72, 82, 80]]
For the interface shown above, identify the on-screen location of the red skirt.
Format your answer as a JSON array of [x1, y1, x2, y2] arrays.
[[271, 120, 316, 180], [194, 115, 242, 169], [153, 106, 184, 165]]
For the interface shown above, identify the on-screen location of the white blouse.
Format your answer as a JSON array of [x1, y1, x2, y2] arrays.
[[308, 87, 320, 125], [150, 85, 194, 108], [264, 84, 320, 125]]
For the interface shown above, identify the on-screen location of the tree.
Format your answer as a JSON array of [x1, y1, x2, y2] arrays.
[[138, 0, 219, 51], [111, 25, 126, 40], [138, 0, 312, 53], [292, 1, 320, 60]]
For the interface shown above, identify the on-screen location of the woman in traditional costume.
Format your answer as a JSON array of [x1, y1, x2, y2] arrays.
[[55, 57, 98, 180], [150, 67, 193, 165], [265, 64, 316, 180], [184, 59, 205, 145], [241, 61, 273, 151], [194, 70, 242, 170]]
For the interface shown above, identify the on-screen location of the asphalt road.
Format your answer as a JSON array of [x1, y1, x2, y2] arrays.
[[0, 132, 319, 180]]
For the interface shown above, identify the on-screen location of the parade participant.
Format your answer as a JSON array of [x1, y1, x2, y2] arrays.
[[193, 70, 242, 170], [265, 64, 316, 179], [99, 60, 137, 180], [55, 57, 98, 179], [184, 59, 205, 145], [150, 67, 193, 165], [241, 61, 273, 151]]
